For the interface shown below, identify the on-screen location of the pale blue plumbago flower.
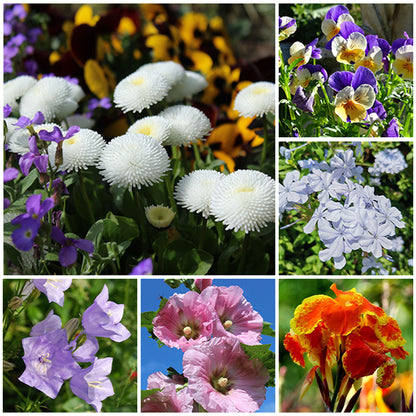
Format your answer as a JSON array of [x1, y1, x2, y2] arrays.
[[33, 279, 72, 307], [323, 200, 357, 224], [361, 254, 388, 274], [279, 170, 309, 211], [374, 196, 406, 235], [69, 357, 114, 412], [19, 329, 80, 398], [359, 219, 393, 258], [330, 149, 356, 179], [316, 172, 339, 204], [81, 285, 131, 342], [303, 204, 328, 234]]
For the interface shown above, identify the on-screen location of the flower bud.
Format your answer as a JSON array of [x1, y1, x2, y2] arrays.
[[145, 205, 175, 229], [64, 318, 80, 341], [165, 279, 181, 289], [3, 360, 15, 372], [76, 332, 88, 348], [55, 142, 63, 167], [8, 296, 23, 310]]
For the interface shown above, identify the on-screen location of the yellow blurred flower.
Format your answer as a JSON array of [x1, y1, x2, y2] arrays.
[[74, 5, 100, 27]]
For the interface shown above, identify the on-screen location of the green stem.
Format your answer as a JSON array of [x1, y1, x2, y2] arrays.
[[279, 47, 296, 122], [132, 187, 149, 253], [199, 217, 208, 249], [236, 233, 250, 274], [261, 114, 269, 166], [192, 142, 202, 166], [318, 80, 336, 125], [180, 146, 191, 174], [165, 171, 178, 216], [78, 171, 95, 224]]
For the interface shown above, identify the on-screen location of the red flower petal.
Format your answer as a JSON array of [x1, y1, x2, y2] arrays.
[[284, 332, 306, 367], [376, 358, 396, 388]]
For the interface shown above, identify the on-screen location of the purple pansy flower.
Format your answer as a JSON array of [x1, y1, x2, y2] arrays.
[[19, 329, 80, 399], [292, 87, 315, 113], [279, 16, 297, 41], [33, 278, 72, 306], [81, 284, 131, 342], [329, 66, 377, 123], [38, 125, 80, 143], [381, 118, 400, 137], [50, 226, 94, 268], [330, 21, 366, 64], [69, 357, 114, 412], [391, 32, 413, 55], [290, 64, 328, 95], [19, 135, 49, 176], [322, 5, 354, 42], [129, 258, 153, 275], [288, 38, 321, 67]]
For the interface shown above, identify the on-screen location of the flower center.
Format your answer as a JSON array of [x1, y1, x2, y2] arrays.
[[88, 380, 103, 388], [252, 87, 269, 95], [212, 373, 232, 394], [65, 136, 79, 145], [235, 186, 254, 193], [183, 326, 192, 336], [36, 352, 52, 375], [138, 125, 152, 136], [132, 77, 144, 86], [223, 319, 233, 329], [218, 377, 228, 388]]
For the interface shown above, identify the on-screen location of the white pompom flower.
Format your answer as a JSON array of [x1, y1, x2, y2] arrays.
[[4, 75, 37, 111], [140, 61, 186, 88], [19, 77, 85, 121], [127, 116, 173, 144], [234, 81, 275, 118], [159, 105, 212, 146], [210, 169, 275, 233], [113, 69, 170, 114], [98, 132, 171, 190], [174, 170, 225, 218], [145, 205, 176, 228], [166, 70, 208, 102], [48, 128, 106, 172], [8, 123, 59, 155]]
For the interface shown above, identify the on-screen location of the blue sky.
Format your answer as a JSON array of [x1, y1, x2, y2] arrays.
[[141, 278, 276, 412]]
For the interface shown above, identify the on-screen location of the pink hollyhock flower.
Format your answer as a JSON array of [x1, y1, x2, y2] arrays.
[[142, 371, 194, 412], [194, 278, 213, 292], [183, 337, 269, 412], [201, 285, 263, 345], [152, 291, 215, 351]]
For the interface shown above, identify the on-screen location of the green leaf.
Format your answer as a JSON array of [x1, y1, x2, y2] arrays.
[[19, 168, 39, 194], [103, 212, 140, 242], [141, 311, 157, 331], [85, 220, 104, 248], [241, 343, 275, 387], [141, 388, 161, 401], [161, 239, 195, 274], [262, 322, 275, 337], [179, 248, 213, 275]]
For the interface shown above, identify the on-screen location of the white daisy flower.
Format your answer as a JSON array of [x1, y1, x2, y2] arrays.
[[210, 169, 275, 233], [166, 70, 208, 102], [140, 61, 186, 87], [64, 114, 95, 129], [98, 132, 171, 190], [174, 170, 225, 218], [48, 128, 106, 172], [159, 105, 212, 146], [234, 81, 275, 118], [113, 69, 170, 114], [127, 116, 173, 144], [4, 75, 37, 112], [145, 205, 176, 228], [4, 117, 19, 144], [19, 77, 85, 121], [8, 123, 59, 155]]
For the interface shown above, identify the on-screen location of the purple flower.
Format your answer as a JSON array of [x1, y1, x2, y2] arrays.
[[11, 218, 40, 251], [292, 87, 315, 113], [129, 258, 153, 275], [330, 21, 366, 64], [279, 16, 297, 41], [392, 32, 413, 55], [381, 118, 400, 137], [288, 38, 321, 67], [50, 226, 94, 268], [11, 194, 55, 227], [70, 358, 114, 412], [4, 167, 19, 182], [70, 333, 99, 363], [19, 136, 49, 176], [38, 125, 80, 143], [81, 285, 131, 342], [19, 329, 80, 399], [4, 104, 12, 117], [30, 310, 62, 336], [33, 279, 72, 307], [329, 66, 377, 123], [13, 111, 45, 129]]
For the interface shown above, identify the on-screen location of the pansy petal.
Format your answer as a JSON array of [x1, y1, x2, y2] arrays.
[[353, 84, 376, 109], [328, 71, 354, 92], [339, 21, 364, 38], [347, 32, 367, 51], [321, 19, 339, 40], [333, 86, 354, 106], [326, 5, 350, 21], [351, 66, 377, 92]]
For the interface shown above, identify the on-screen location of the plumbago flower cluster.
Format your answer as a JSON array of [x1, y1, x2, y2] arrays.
[[141, 279, 275, 412], [4, 279, 131, 412], [283, 283, 409, 412], [279, 142, 412, 275], [4, 4, 275, 275], [279, 5, 413, 137]]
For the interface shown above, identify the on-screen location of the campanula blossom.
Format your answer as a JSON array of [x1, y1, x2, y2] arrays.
[[19, 329, 81, 399], [33, 279, 72, 307], [331, 21, 366, 64], [81, 284, 131, 342], [30, 310, 62, 336], [129, 258, 153, 275], [50, 226, 94, 268], [69, 357, 114, 412], [321, 5, 354, 41], [329, 66, 377, 123], [279, 16, 297, 41], [288, 38, 321, 67], [284, 283, 408, 403], [70, 333, 99, 363]]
